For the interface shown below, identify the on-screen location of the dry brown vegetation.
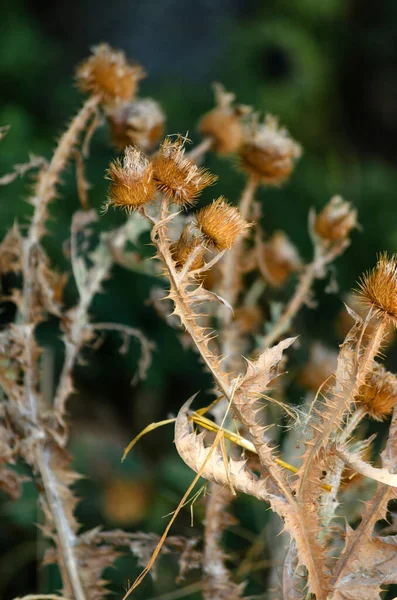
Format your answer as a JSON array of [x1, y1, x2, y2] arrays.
[[1, 43, 397, 600]]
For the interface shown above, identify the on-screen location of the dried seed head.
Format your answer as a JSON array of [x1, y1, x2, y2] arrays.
[[240, 114, 302, 185], [357, 253, 397, 324], [314, 196, 357, 242], [299, 342, 337, 392], [355, 363, 397, 421], [170, 226, 205, 272], [198, 83, 245, 154], [260, 231, 301, 287], [105, 146, 156, 212], [107, 98, 165, 152], [234, 305, 263, 334], [194, 197, 250, 251], [152, 136, 217, 207], [337, 292, 395, 345], [76, 43, 145, 104]]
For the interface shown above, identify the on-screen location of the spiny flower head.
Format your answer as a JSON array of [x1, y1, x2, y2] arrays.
[[355, 363, 397, 421], [194, 197, 250, 251], [170, 225, 205, 272], [152, 136, 217, 207], [198, 83, 247, 155], [105, 146, 156, 212], [76, 43, 145, 104], [357, 253, 397, 324], [314, 196, 357, 243], [107, 98, 165, 152], [260, 231, 302, 287], [239, 114, 302, 185]]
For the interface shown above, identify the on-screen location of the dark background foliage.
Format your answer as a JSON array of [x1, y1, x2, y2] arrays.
[[1, 0, 397, 597]]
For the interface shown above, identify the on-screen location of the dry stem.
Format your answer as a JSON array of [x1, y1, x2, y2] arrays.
[[263, 241, 348, 348]]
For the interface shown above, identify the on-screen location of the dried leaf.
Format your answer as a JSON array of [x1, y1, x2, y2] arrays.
[[234, 337, 296, 399]]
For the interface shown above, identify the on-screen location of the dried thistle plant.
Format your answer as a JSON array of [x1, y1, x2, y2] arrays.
[[1, 42, 397, 600]]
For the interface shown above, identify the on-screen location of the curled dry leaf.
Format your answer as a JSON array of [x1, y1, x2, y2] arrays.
[[174, 397, 273, 503]]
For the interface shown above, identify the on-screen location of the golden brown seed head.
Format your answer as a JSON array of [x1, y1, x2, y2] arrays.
[[152, 136, 217, 207], [315, 196, 357, 242], [105, 146, 156, 212], [337, 292, 395, 345], [76, 43, 145, 104], [194, 197, 250, 251], [355, 363, 397, 421], [107, 98, 165, 152], [357, 253, 397, 324], [198, 83, 244, 154], [239, 114, 302, 185], [170, 226, 205, 272], [260, 231, 302, 287]]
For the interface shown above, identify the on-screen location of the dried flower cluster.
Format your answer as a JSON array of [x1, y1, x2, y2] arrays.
[[152, 136, 217, 206], [259, 230, 302, 287], [195, 196, 250, 251], [105, 145, 156, 211], [2, 42, 397, 600], [357, 252, 397, 324], [240, 114, 302, 185], [198, 83, 246, 154], [315, 195, 357, 243], [355, 362, 397, 420], [107, 97, 165, 151], [76, 43, 145, 104]]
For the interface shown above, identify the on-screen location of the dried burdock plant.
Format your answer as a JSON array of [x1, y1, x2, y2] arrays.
[[2, 42, 397, 600]]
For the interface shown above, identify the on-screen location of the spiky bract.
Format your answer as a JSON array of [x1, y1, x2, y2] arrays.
[[152, 136, 217, 207]]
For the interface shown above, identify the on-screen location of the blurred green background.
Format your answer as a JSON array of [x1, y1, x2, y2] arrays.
[[1, 0, 397, 598]]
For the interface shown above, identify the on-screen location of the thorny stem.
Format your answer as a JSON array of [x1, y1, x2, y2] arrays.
[[35, 447, 86, 600], [19, 96, 100, 600], [149, 199, 233, 402], [202, 486, 241, 599], [330, 403, 397, 595], [21, 95, 100, 418], [299, 317, 387, 498], [262, 241, 348, 349], [202, 175, 258, 596], [148, 199, 327, 600]]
